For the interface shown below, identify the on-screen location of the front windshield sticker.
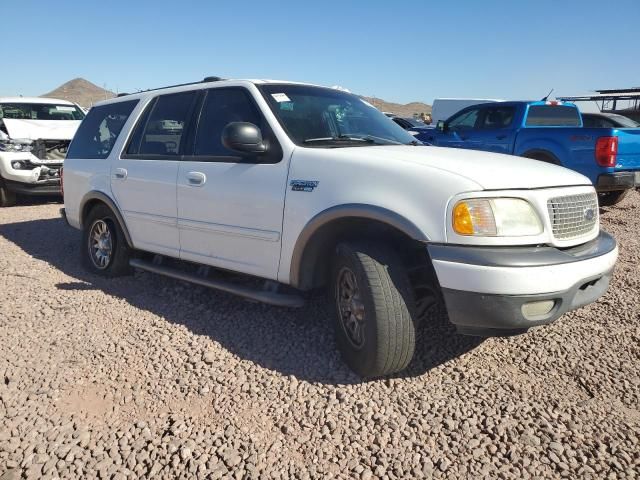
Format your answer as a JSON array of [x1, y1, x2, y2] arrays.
[[271, 93, 291, 103], [56, 106, 76, 111]]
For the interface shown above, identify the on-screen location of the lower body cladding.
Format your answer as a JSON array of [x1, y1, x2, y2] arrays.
[[427, 231, 618, 336]]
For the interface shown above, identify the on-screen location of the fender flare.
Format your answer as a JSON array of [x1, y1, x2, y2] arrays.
[[80, 191, 133, 247], [289, 204, 428, 288], [520, 148, 562, 165]]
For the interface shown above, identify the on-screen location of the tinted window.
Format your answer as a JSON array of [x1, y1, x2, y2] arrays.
[[525, 105, 580, 127], [481, 107, 515, 129], [66, 100, 137, 159], [259, 84, 416, 147], [194, 88, 262, 156], [448, 108, 480, 129], [128, 92, 197, 157], [0, 103, 85, 120]]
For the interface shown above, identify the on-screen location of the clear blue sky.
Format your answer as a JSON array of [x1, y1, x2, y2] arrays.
[[3, 0, 639, 105]]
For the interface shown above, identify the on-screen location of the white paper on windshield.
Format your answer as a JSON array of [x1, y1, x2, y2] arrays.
[[271, 93, 291, 103], [55, 106, 76, 111]]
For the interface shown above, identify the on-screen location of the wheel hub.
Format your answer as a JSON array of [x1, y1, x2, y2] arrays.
[[89, 219, 112, 269], [337, 267, 366, 348]]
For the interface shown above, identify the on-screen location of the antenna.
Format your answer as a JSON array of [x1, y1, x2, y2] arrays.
[[541, 88, 554, 101]]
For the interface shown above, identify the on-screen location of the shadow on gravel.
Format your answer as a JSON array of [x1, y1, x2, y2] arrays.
[[1, 216, 483, 384]]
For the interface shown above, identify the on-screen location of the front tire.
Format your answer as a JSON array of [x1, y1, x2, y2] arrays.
[[0, 183, 17, 207], [82, 204, 132, 276], [331, 242, 416, 377]]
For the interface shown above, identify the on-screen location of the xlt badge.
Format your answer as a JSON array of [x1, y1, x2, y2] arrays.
[[290, 180, 319, 192]]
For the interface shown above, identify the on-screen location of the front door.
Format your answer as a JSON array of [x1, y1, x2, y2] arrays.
[[177, 87, 289, 280], [438, 106, 482, 149], [111, 91, 198, 257]]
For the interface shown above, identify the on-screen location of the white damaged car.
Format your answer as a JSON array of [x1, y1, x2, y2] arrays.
[[0, 97, 85, 206]]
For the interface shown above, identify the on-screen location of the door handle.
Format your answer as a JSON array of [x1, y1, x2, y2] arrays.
[[496, 135, 507, 140], [113, 168, 127, 180], [460, 136, 469, 141], [186, 171, 206, 186]]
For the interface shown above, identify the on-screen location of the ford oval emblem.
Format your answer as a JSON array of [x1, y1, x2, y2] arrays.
[[584, 208, 595, 222]]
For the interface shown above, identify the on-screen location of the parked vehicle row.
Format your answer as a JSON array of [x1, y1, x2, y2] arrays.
[[415, 100, 640, 206], [0, 97, 85, 206], [61, 77, 618, 377]]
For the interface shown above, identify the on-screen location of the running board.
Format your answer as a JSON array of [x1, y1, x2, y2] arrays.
[[129, 258, 305, 308]]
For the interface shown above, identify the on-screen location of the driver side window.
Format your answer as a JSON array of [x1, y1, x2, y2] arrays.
[[448, 108, 480, 130]]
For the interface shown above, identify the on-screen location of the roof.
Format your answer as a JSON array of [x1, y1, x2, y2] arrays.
[[91, 78, 329, 107], [0, 96, 75, 105]]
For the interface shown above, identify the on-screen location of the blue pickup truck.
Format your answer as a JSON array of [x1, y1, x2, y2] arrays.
[[417, 101, 640, 205]]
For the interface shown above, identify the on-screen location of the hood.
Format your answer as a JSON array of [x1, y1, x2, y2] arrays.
[[336, 145, 590, 190], [1, 118, 81, 141]]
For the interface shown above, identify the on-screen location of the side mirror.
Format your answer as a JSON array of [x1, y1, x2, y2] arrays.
[[221, 122, 267, 154], [436, 120, 447, 132]]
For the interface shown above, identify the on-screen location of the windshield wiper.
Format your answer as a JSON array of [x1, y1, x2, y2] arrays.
[[303, 134, 401, 146]]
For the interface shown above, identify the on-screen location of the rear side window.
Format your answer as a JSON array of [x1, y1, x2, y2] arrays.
[[126, 91, 198, 157], [525, 105, 580, 127], [481, 107, 515, 129], [66, 100, 137, 159]]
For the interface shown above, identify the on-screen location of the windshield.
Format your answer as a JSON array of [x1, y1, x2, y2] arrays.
[[0, 103, 85, 121], [259, 84, 417, 147]]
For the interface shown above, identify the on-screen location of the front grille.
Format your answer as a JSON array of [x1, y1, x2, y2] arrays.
[[547, 193, 598, 240]]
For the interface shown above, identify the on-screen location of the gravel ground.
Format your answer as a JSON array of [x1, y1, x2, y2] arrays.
[[0, 193, 638, 479]]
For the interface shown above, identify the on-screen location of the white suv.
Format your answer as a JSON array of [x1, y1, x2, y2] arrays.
[[62, 78, 618, 377], [0, 97, 84, 206]]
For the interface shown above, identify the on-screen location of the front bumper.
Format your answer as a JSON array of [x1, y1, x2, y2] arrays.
[[596, 171, 640, 192], [4, 179, 61, 196], [428, 231, 618, 336]]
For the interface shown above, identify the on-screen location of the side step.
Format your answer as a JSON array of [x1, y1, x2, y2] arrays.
[[129, 258, 305, 308]]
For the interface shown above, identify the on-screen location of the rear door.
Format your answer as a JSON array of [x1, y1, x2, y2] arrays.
[[176, 87, 288, 279], [111, 91, 198, 257]]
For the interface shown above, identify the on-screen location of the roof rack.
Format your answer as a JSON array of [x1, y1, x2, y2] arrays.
[[116, 76, 225, 97]]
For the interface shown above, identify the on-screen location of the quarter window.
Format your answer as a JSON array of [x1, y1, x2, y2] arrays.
[[66, 100, 137, 159]]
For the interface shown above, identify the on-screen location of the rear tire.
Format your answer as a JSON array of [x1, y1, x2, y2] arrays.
[[0, 183, 17, 207], [330, 242, 416, 377], [82, 204, 132, 277], [598, 190, 628, 207]]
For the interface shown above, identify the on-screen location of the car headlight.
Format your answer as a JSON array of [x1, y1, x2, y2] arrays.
[[11, 160, 37, 170], [0, 140, 33, 152], [452, 198, 543, 236]]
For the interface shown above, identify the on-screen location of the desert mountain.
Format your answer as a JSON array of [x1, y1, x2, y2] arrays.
[[361, 96, 432, 118], [41, 78, 115, 107], [41, 78, 431, 116]]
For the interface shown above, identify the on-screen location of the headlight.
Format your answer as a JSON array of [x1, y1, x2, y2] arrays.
[[452, 198, 543, 236], [0, 140, 33, 152], [11, 160, 37, 170]]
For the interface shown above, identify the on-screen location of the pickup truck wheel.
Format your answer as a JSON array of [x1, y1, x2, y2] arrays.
[[82, 204, 132, 277], [331, 242, 416, 377], [598, 190, 628, 207], [0, 184, 17, 207]]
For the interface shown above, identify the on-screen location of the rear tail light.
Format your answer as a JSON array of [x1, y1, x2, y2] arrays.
[[60, 167, 64, 196], [595, 136, 618, 167]]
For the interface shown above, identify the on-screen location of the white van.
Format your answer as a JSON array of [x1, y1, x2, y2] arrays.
[[431, 98, 503, 125]]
